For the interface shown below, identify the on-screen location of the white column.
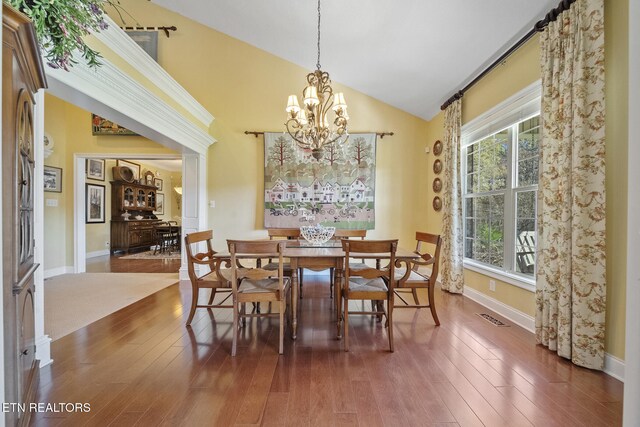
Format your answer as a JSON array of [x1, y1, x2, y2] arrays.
[[33, 90, 52, 366], [180, 153, 207, 280], [624, 0, 640, 424], [74, 156, 86, 273]]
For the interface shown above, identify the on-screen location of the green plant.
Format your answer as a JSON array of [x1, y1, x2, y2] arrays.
[[6, 0, 120, 70]]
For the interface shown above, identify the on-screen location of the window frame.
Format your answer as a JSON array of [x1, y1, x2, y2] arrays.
[[460, 81, 541, 292]]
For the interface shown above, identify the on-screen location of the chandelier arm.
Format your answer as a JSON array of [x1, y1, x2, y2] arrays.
[[285, 118, 311, 149]]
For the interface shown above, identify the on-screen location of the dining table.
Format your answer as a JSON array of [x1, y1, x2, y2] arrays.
[[215, 239, 420, 340]]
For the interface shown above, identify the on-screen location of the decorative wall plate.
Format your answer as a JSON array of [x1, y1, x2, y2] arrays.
[[433, 159, 442, 175], [433, 196, 442, 211], [432, 177, 442, 193], [433, 140, 443, 156]]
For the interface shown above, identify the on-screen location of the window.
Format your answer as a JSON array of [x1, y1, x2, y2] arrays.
[[461, 84, 540, 286]]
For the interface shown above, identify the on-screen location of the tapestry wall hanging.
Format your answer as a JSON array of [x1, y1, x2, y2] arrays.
[[264, 133, 376, 229]]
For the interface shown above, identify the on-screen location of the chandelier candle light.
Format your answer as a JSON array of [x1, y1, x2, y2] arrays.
[[285, 0, 349, 160]]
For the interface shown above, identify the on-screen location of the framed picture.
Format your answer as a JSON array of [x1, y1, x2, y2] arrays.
[[116, 159, 141, 181], [86, 158, 105, 181], [125, 31, 158, 61], [86, 184, 106, 223], [154, 178, 163, 191], [43, 166, 62, 192], [91, 114, 137, 136], [154, 193, 165, 215]]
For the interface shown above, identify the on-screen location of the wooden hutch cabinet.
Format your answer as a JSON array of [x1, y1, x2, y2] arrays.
[[110, 181, 160, 254], [2, 4, 47, 426]]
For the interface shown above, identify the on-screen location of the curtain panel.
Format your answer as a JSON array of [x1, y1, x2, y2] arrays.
[[441, 99, 465, 294], [535, 0, 606, 370]]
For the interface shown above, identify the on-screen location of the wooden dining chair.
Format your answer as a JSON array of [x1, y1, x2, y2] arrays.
[[228, 240, 290, 356], [338, 239, 398, 352], [323, 229, 367, 298], [184, 230, 232, 326], [393, 232, 442, 326], [264, 228, 302, 295]]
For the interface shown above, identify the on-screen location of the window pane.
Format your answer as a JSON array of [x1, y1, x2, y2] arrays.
[[517, 116, 540, 187], [474, 130, 508, 193], [515, 190, 537, 276], [463, 194, 504, 268]]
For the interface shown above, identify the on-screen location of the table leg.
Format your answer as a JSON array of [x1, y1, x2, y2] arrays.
[[335, 260, 343, 339], [291, 259, 299, 340]]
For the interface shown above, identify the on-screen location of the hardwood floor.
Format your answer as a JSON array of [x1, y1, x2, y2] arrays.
[[33, 276, 623, 426], [86, 254, 182, 273]]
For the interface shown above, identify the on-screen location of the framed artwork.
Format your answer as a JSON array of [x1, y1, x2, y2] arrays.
[[154, 193, 165, 215], [43, 166, 62, 192], [86, 158, 105, 181], [92, 114, 137, 136], [117, 159, 141, 181], [154, 178, 163, 191], [125, 31, 158, 61], [86, 184, 106, 223]]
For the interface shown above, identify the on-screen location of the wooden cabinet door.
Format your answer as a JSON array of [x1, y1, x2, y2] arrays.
[[3, 7, 47, 426]]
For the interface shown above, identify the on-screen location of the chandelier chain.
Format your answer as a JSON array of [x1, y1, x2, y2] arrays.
[[316, 0, 321, 70]]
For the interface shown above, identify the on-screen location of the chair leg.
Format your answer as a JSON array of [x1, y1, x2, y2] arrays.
[[336, 280, 342, 339], [299, 269, 304, 299], [329, 267, 334, 298], [412, 288, 420, 305], [428, 283, 441, 326], [232, 300, 239, 356], [186, 286, 198, 326], [279, 300, 285, 355], [241, 303, 247, 327], [387, 298, 394, 352], [208, 288, 217, 305], [343, 297, 349, 352]]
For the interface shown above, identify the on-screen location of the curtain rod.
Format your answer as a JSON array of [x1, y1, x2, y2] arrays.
[[244, 131, 394, 139], [440, 0, 576, 111], [120, 26, 177, 38]]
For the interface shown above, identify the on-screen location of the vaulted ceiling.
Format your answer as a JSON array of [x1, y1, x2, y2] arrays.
[[152, 0, 557, 120]]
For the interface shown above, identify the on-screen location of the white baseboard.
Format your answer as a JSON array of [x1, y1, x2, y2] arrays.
[[179, 266, 189, 281], [604, 353, 625, 382], [44, 266, 74, 279], [86, 249, 110, 259], [463, 285, 625, 382], [463, 285, 535, 332], [35, 335, 53, 367]]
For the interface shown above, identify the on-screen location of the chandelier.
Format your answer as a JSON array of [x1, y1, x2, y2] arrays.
[[285, 0, 349, 160]]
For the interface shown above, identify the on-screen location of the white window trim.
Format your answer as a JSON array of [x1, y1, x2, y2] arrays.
[[461, 80, 541, 291]]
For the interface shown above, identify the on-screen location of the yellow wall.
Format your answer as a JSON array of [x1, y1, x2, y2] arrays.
[[109, 0, 428, 251], [43, 94, 178, 269], [421, 0, 629, 360]]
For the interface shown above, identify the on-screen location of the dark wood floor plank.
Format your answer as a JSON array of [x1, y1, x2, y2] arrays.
[[32, 273, 622, 427], [260, 392, 289, 426]]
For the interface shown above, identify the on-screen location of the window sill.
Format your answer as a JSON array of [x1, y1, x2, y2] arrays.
[[463, 260, 536, 293]]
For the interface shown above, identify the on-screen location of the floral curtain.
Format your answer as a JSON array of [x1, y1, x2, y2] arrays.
[[535, 0, 606, 370], [440, 99, 464, 294]]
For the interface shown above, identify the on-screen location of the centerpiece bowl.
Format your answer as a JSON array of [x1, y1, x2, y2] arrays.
[[300, 224, 335, 246]]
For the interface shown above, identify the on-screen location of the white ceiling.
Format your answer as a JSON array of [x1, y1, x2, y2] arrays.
[[152, 0, 556, 120]]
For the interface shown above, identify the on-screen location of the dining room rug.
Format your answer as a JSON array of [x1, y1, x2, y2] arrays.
[[119, 249, 181, 260], [44, 272, 179, 341]]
